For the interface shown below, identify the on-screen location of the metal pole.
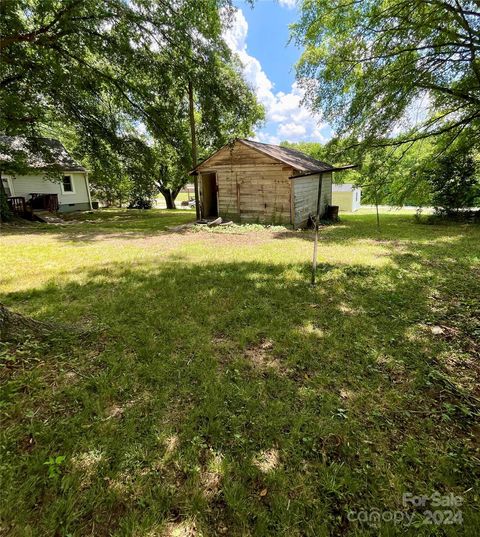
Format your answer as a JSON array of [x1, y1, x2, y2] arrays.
[[311, 173, 323, 286]]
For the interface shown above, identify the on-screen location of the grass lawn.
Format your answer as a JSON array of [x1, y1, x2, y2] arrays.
[[0, 209, 479, 536]]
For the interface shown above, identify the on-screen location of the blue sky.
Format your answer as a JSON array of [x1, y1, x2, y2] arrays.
[[237, 1, 298, 93], [225, 0, 333, 144]]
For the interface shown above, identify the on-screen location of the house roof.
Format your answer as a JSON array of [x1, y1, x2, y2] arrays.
[[0, 136, 86, 172], [332, 183, 361, 192], [190, 138, 333, 174]]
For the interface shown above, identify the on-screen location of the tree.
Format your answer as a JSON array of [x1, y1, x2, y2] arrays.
[[0, 1, 263, 218], [83, 149, 132, 208], [292, 0, 480, 150], [282, 136, 434, 216], [424, 146, 480, 212], [120, 138, 186, 210]]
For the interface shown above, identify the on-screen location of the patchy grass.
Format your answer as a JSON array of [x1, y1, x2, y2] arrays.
[[0, 209, 479, 536]]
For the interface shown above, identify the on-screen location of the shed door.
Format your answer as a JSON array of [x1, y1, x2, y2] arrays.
[[201, 173, 218, 218]]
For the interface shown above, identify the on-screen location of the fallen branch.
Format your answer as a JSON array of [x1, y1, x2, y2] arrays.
[[207, 217, 223, 227]]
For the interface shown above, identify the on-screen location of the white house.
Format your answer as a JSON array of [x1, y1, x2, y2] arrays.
[[332, 183, 362, 212], [1, 136, 93, 214]]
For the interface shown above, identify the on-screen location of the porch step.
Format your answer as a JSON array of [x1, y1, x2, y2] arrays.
[[33, 210, 66, 224]]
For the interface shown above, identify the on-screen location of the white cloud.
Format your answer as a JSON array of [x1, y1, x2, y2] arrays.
[[278, 0, 297, 9], [255, 132, 281, 145], [223, 9, 275, 111], [278, 122, 306, 138], [223, 8, 330, 144]]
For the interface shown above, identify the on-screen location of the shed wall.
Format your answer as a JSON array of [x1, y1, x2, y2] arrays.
[[352, 188, 362, 211], [292, 172, 332, 228], [332, 188, 362, 212], [197, 143, 294, 224]]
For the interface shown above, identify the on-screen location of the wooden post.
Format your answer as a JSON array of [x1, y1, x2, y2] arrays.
[[0, 171, 14, 222], [375, 188, 380, 231], [311, 173, 323, 286], [188, 79, 200, 220]]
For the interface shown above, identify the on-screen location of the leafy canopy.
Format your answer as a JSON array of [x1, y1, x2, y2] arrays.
[[0, 1, 264, 212], [293, 0, 480, 148]]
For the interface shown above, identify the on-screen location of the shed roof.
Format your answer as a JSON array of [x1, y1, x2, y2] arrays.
[[0, 136, 86, 172], [191, 138, 333, 174], [239, 139, 333, 172]]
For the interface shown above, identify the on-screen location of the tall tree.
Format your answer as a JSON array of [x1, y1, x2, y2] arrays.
[[292, 0, 480, 149], [0, 1, 263, 218]]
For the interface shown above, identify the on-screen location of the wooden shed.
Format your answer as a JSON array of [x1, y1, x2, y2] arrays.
[[190, 139, 338, 228]]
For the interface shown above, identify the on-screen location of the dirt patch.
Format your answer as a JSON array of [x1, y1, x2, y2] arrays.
[[163, 520, 197, 537], [200, 451, 224, 499], [70, 229, 282, 247], [339, 388, 354, 400], [437, 350, 480, 399], [71, 449, 105, 488], [244, 339, 286, 374], [164, 435, 179, 455], [212, 333, 229, 346], [375, 354, 409, 384], [252, 448, 280, 473], [420, 319, 480, 398], [197, 231, 274, 247], [106, 404, 125, 419], [201, 470, 221, 499]]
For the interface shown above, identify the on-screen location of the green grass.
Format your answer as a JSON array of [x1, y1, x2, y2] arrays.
[[1, 209, 479, 536]]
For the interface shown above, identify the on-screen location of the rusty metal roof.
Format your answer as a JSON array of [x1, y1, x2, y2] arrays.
[[238, 139, 333, 172], [190, 138, 334, 174]]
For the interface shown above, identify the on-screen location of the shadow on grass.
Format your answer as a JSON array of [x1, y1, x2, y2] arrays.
[[274, 212, 478, 244], [3, 210, 478, 249], [1, 241, 479, 535], [0, 209, 196, 243]]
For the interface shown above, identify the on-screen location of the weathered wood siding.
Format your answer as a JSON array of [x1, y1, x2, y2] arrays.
[[292, 172, 332, 228], [197, 142, 294, 224]]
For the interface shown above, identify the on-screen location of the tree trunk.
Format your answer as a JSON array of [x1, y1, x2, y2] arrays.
[[157, 183, 183, 210], [0, 303, 84, 341], [188, 79, 200, 220], [163, 189, 176, 210], [0, 172, 13, 222], [0, 303, 55, 341]]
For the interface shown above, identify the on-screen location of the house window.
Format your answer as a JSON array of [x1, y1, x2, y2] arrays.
[[62, 175, 74, 193]]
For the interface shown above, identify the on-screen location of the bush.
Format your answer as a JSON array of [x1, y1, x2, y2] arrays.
[[128, 197, 153, 209], [427, 209, 480, 224], [428, 151, 480, 213]]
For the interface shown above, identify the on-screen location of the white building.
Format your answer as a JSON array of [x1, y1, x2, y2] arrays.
[[332, 183, 362, 212], [1, 136, 93, 214]]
